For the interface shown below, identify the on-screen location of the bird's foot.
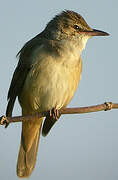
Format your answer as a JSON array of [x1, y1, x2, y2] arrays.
[[49, 108, 60, 120]]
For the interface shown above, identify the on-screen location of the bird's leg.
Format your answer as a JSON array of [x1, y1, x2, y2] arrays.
[[49, 108, 60, 120]]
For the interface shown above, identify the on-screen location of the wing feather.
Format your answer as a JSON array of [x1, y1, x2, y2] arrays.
[[6, 34, 43, 117]]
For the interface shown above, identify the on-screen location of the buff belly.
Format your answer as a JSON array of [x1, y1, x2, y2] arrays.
[[18, 58, 82, 113]]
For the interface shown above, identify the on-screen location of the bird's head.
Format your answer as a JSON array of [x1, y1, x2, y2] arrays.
[[45, 10, 109, 50]]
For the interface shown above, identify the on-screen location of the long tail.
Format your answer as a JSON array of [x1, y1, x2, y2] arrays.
[[17, 117, 43, 178]]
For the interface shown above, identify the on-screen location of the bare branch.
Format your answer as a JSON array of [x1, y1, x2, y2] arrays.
[[0, 102, 118, 127]]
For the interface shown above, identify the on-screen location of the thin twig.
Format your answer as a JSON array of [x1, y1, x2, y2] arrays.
[[0, 102, 118, 127]]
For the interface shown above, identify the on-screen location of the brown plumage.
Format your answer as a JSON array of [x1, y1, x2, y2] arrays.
[[6, 10, 109, 177]]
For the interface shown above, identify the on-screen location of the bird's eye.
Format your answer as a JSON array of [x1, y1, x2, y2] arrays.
[[73, 25, 80, 30]]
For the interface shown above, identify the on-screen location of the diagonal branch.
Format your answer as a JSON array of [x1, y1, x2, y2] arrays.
[[0, 102, 118, 127]]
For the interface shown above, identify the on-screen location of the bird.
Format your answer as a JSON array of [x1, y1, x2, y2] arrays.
[[6, 10, 109, 178]]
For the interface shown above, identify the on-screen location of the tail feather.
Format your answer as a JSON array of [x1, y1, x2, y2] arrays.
[[17, 118, 43, 178], [42, 115, 60, 136]]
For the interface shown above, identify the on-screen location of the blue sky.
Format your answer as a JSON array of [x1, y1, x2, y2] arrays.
[[0, 0, 118, 180]]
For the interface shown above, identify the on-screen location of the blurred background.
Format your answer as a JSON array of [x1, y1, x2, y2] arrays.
[[0, 0, 118, 179]]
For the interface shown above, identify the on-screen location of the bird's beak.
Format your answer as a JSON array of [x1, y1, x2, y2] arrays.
[[83, 29, 109, 36]]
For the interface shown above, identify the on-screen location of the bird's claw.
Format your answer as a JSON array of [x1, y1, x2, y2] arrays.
[[49, 108, 60, 120]]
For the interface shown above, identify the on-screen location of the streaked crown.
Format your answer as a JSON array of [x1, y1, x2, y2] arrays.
[[45, 10, 109, 37]]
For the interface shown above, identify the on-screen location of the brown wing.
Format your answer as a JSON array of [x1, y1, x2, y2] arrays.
[[6, 33, 44, 117], [6, 66, 30, 117]]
